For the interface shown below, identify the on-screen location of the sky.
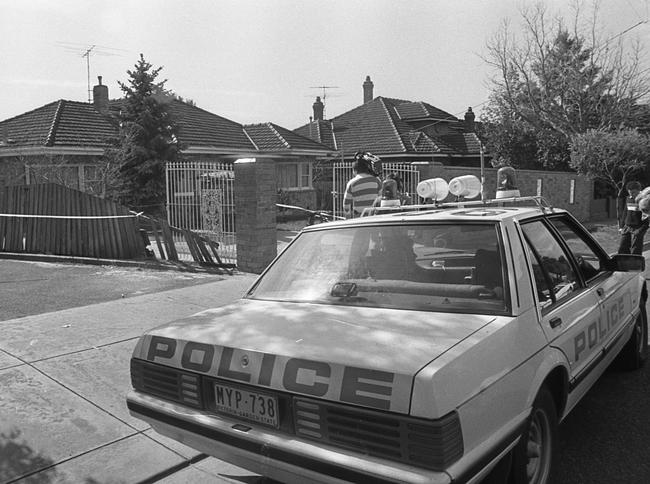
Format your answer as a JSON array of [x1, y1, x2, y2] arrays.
[[1, 0, 649, 130]]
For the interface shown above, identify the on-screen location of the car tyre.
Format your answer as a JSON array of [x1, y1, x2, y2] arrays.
[[615, 306, 648, 370], [509, 386, 557, 484]]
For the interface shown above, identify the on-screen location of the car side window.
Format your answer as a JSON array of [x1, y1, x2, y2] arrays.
[[522, 220, 579, 309], [548, 217, 605, 282]]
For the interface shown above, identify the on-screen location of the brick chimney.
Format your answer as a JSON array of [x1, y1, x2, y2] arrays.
[[312, 96, 324, 121], [363, 75, 374, 104], [464, 107, 475, 132], [93, 76, 109, 114]]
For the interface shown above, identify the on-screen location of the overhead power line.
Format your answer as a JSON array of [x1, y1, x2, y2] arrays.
[[602, 20, 648, 47]]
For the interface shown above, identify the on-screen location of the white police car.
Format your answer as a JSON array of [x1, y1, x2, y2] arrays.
[[127, 196, 646, 484]]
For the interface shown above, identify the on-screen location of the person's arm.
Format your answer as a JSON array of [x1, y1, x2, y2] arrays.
[[343, 179, 354, 218]]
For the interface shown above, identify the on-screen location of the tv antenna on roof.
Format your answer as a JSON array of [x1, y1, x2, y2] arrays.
[[310, 85, 340, 119], [56, 41, 128, 102], [82, 45, 96, 102]]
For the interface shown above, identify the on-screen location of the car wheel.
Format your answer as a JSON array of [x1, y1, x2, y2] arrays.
[[615, 306, 648, 370], [509, 386, 557, 484]]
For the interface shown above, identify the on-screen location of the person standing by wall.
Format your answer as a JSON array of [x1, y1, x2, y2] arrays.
[[617, 180, 649, 255], [342, 152, 382, 218]]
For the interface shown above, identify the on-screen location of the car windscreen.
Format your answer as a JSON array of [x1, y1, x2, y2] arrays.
[[248, 223, 509, 314]]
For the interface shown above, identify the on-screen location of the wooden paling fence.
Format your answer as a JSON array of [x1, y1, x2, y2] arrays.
[[0, 183, 236, 268], [0, 183, 145, 259], [139, 216, 235, 269]]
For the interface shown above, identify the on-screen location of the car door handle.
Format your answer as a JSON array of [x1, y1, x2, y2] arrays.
[[549, 317, 562, 328], [596, 287, 605, 298]]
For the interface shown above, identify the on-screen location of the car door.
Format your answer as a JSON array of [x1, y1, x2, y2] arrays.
[[547, 215, 638, 367], [520, 217, 605, 410]]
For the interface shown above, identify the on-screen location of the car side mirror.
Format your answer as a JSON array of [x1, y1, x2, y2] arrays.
[[606, 254, 645, 272]]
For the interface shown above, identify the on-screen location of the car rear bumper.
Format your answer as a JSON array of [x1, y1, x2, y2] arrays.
[[127, 390, 453, 484]]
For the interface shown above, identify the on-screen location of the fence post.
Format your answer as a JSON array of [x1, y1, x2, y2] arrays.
[[234, 158, 277, 273]]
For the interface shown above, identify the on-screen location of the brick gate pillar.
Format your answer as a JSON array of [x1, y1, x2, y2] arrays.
[[234, 158, 277, 273]]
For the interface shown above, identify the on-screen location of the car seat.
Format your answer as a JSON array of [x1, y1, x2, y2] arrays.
[[472, 249, 503, 289]]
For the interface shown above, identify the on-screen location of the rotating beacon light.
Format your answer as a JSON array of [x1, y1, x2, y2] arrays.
[[416, 178, 449, 202], [448, 175, 481, 199], [495, 166, 520, 199]]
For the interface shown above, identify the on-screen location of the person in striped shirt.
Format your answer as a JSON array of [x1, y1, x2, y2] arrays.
[[343, 152, 382, 218]]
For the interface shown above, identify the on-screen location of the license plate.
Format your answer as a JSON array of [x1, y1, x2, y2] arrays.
[[214, 383, 279, 428]]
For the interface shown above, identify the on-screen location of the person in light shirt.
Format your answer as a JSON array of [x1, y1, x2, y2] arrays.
[[342, 152, 382, 218]]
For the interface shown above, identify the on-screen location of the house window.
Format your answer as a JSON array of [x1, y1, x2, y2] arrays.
[[277, 162, 312, 190], [27, 164, 104, 194], [28, 164, 80, 189], [83, 165, 104, 196]]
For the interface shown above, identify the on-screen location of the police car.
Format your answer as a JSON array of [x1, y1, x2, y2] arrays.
[[127, 192, 646, 484]]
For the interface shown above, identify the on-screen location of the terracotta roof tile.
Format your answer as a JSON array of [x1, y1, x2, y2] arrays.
[[244, 122, 332, 152], [328, 97, 407, 155], [165, 100, 255, 150], [294, 120, 337, 148], [295, 96, 481, 158], [243, 123, 288, 150], [0, 101, 65, 147], [52, 101, 116, 146], [392, 100, 457, 121], [436, 132, 482, 154]]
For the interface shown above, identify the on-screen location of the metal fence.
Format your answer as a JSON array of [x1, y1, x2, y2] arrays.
[[332, 162, 421, 218], [166, 161, 236, 264]]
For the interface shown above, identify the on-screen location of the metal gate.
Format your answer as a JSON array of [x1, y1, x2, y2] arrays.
[[332, 162, 421, 218], [166, 161, 236, 264]]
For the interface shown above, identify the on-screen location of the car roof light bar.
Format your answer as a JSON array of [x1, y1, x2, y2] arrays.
[[360, 196, 554, 217]]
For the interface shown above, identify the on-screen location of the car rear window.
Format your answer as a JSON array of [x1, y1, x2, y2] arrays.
[[249, 223, 509, 314]]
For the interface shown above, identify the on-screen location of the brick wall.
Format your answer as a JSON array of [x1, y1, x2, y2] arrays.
[[234, 158, 277, 273]]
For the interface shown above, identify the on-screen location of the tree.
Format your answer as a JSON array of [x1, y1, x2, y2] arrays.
[[569, 128, 650, 193], [483, 2, 650, 169], [478, 99, 539, 169], [105, 54, 182, 215]]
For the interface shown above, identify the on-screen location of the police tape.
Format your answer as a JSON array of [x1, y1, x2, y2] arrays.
[[0, 212, 142, 219]]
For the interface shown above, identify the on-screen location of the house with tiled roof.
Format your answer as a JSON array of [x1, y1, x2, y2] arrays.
[[292, 76, 488, 211], [0, 77, 335, 209], [294, 76, 486, 165]]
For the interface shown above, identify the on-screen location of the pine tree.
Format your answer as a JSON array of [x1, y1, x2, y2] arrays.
[[106, 54, 181, 215]]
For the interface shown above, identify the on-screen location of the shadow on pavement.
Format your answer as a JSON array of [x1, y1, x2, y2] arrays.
[[0, 428, 58, 483]]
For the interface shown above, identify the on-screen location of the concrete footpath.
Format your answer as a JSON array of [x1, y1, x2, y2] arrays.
[[0, 272, 263, 484]]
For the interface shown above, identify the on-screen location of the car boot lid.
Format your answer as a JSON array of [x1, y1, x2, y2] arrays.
[[133, 299, 496, 413]]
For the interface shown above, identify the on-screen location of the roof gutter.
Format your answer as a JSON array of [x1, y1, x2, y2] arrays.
[[0, 146, 105, 158], [181, 146, 259, 156], [182, 146, 338, 158], [335, 153, 483, 160]]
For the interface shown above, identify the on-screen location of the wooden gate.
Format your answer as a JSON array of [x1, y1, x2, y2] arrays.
[[166, 161, 236, 264], [332, 162, 421, 218]]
